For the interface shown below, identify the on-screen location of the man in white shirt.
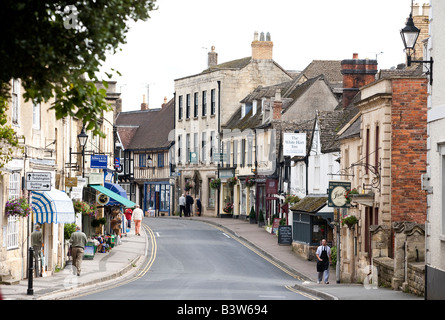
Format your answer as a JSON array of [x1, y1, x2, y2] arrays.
[[179, 194, 186, 217], [316, 239, 331, 284], [132, 205, 144, 236]]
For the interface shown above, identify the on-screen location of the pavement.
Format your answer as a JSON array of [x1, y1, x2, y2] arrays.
[[0, 215, 424, 300]]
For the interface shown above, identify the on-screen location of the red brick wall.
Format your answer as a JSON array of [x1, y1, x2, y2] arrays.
[[341, 56, 378, 108], [391, 78, 428, 224]]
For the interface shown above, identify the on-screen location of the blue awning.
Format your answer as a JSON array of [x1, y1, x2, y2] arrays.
[[32, 189, 76, 224], [104, 182, 128, 206]]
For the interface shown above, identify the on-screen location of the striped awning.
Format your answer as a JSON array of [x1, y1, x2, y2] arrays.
[[32, 189, 76, 224]]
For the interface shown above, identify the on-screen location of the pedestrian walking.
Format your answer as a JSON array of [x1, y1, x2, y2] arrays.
[[31, 224, 43, 276], [185, 193, 194, 217], [132, 205, 144, 236], [69, 226, 87, 276], [179, 194, 186, 217], [196, 197, 202, 216], [124, 207, 133, 229], [316, 239, 331, 284]]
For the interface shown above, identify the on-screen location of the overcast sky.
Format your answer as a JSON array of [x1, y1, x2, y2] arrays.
[[101, 0, 428, 112]]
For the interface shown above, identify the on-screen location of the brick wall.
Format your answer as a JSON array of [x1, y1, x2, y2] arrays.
[[391, 78, 428, 224]]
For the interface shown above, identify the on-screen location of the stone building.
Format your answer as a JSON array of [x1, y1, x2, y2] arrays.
[[337, 69, 428, 294], [423, 0, 445, 300], [173, 32, 293, 216], [0, 79, 120, 283], [115, 97, 175, 216]]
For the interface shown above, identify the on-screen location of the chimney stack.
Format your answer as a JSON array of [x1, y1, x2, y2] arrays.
[[141, 95, 148, 110], [272, 89, 282, 120], [162, 96, 168, 108], [208, 46, 218, 68], [251, 31, 273, 60], [341, 53, 378, 108]]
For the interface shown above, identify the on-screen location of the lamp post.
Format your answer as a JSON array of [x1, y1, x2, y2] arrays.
[[77, 126, 88, 178], [400, 1, 433, 84]]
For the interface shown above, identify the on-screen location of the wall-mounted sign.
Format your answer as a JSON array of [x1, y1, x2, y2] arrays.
[[189, 152, 198, 164], [96, 193, 110, 205], [328, 180, 351, 208], [283, 132, 306, 157], [90, 155, 108, 169]]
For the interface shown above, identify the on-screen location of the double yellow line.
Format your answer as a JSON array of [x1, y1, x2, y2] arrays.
[[205, 223, 303, 280], [65, 223, 157, 299], [134, 223, 157, 279], [285, 285, 320, 300], [204, 222, 321, 300]]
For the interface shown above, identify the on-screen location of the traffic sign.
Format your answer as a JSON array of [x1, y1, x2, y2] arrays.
[[26, 172, 52, 191]]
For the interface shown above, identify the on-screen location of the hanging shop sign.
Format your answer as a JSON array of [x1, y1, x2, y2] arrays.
[[328, 180, 351, 208]]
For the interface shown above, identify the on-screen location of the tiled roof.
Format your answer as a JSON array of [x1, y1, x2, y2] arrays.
[[201, 57, 252, 73], [317, 110, 344, 153], [290, 196, 328, 213], [115, 98, 175, 151], [298, 60, 343, 85]]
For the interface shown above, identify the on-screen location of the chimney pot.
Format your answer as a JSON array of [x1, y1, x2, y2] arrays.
[[208, 46, 218, 67], [251, 32, 273, 60], [353, 53, 359, 59], [141, 94, 148, 110]]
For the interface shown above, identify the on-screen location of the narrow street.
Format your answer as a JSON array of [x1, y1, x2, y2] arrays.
[[75, 218, 318, 300]]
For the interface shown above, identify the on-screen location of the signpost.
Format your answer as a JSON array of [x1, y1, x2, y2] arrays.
[[26, 172, 52, 191]]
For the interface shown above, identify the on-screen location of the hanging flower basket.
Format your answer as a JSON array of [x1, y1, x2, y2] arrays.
[[73, 200, 91, 216], [345, 188, 359, 204], [227, 176, 237, 188], [5, 197, 32, 218], [184, 181, 193, 191], [245, 177, 255, 188], [210, 178, 221, 189], [284, 194, 300, 205], [341, 215, 359, 229]]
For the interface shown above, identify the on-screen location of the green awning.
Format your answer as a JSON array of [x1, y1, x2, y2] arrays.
[[90, 184, 136, 208]]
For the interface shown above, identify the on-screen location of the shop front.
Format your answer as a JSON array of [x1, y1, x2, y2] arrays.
[[291, 196, 334, 260], [31, 189, 76, 275], [144, 181, 171, 216]]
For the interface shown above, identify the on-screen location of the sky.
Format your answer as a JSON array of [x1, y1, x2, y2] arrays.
[[100, 0, 429, 112]]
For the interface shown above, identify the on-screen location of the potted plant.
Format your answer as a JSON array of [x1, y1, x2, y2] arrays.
[[341, 215, 359, 229], [223, 202, 234, 214], [258, 209, 265, 227], [210, 178, 221, 189], [4, 197, 32, 218], [249, 206, 256, 224]]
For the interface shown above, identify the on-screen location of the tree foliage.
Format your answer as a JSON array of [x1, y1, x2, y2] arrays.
[[0, 0, 157, 139]]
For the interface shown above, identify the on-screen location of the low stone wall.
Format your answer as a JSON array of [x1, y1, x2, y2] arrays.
[[373, 257, 425, 296], [373, 257, 394, 288], [406, 262, 425, 296], [292, 242, 317, 261]]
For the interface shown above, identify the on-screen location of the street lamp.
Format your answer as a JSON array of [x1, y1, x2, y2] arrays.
[[78, 126, 88, 178], [400, 1, 433, 84]]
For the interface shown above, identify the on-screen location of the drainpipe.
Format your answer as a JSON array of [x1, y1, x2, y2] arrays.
[[217, 81, 221, 217]]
